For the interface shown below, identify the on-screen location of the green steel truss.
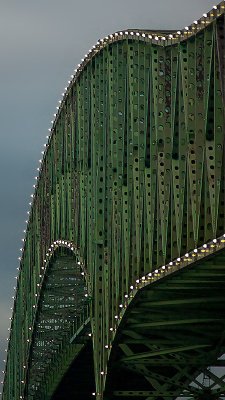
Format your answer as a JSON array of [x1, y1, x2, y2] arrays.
[[3, 2, 225, 399], [25, 247, 90, 398]]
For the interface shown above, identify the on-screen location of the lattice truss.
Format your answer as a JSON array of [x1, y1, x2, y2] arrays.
[[26, 249, 89, 397], [3, 2, 225, 400]]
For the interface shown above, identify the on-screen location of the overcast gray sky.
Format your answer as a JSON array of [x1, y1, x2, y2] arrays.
[[0, 0, 216, 393]]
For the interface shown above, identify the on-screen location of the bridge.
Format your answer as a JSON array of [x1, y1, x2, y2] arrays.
[[3, 2, 225, 399]]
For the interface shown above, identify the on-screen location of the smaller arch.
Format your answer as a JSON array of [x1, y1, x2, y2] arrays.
[[24, 242, 92, 399], [104, 239, 225, 400]]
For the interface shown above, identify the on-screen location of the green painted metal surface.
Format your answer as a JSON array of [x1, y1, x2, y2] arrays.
[[3, 2, 225, 399]]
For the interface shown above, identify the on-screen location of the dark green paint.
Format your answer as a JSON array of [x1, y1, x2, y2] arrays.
[[3, 4, 225, 400]]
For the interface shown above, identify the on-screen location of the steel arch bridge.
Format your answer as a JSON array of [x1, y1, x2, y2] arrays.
[[3, 2, 225, 399]]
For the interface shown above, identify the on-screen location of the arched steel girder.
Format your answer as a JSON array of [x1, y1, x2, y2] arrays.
[[24, 244, 91, 399], [22, 238, 225, 400], [3, 2, 225, 400], [104, 248, 225, 400]]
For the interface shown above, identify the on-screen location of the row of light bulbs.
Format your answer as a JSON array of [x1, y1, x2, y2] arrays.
[[1, 240, 86, 398], [98, 233, 225, 380], [13, 1, 224, 275], [1, 1, 224, 397], [2, 233, 224, 393], [14, 0, 223, 274]]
